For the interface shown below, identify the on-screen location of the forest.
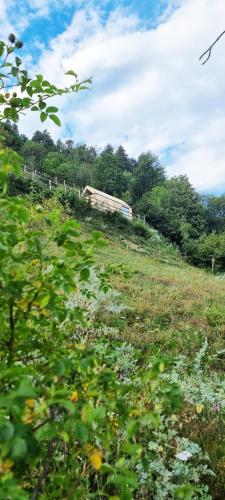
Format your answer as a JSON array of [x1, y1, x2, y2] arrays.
[[3, 120, 225, 271]]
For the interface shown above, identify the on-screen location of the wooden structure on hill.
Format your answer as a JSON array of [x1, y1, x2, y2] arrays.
[[82, 186, 132, 220]]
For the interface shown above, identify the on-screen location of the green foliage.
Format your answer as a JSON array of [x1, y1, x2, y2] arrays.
[[0, 34, 91, 124], [191, 232, 225, 269], [55, 186, 92, 216], [0, 33, 214, 498], [132, 218, 154, 239], [136, 176, 206, 246], [132, 151, 165, 201], [93, 144, 128, 196], [203, 194, 225, 233]]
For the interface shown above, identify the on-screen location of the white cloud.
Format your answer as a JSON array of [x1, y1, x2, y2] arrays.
[[0, 0, 17, 38], [5, 0, 225, 192]]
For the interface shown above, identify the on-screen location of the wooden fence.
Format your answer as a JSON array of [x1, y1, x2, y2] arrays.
[[23, 165, 79, 194]]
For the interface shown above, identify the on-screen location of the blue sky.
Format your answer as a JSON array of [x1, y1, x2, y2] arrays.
[[12, 0, 174, 61], [1, 0, 225, 193]]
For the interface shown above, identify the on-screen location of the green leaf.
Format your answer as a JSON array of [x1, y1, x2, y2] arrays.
[[15, 56, 22, 67], [11, 66, 19, 77], [37, 293, 50, 308], [39, 100, 46, 110], [74, 421, 89, 444], [11, 437, 27, 459], [66, 70, 77, 77], [174, 484, 194, 499], [81, 405, 106, 424], [49, 114, 61, 126], [0, 42, 5, 57], [53, 359, 66, 376], [4, 107, 12, 118], [26, 86, 33, 97], [80, 268, 90, 282], [0, 418, 14, 442], [46, 106, 58, 113], [92, 231, 103, 241], [40, 111, 47, 122], [17, 379, 36, 398], [122, 443, 142, 457]]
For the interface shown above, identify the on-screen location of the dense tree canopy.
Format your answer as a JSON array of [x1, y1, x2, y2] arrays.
[[4, 120, 225, 269]]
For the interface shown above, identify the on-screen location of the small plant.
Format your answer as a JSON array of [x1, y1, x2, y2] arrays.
[[132, 218, 154, 239]]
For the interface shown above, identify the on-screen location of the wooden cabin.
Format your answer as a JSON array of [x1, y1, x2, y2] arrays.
[[82, 186, 132, 220]]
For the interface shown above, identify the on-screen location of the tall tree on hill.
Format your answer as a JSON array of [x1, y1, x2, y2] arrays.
[[93, 144, 127, 197], [21, 141, 47, 170], [56, 138, 65, 152], [73, 144, 97, 164], [132, 151, 165, 201], [136, 175, 206, 245], [115, 145, 131, 171], [1, 120, 27, 152], [32, 129, 55, 151], [203, 194, 225, 233], [65, 139, 74, 153]]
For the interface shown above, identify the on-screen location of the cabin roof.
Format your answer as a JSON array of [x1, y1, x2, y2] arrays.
[[83, 186, 131, 209]]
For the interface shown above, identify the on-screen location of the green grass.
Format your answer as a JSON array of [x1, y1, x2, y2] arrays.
[[80, 221, 225, 498], [94, 229, 224, 354]]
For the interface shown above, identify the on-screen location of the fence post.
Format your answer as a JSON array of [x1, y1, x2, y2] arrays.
[[49, 179, 52, 191], [211, 257, 215, 273], [64, 180, 67, 193], [32, 170, 35, 180], [55, 177, 58, 185]]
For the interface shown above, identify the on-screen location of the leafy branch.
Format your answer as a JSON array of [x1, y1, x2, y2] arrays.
[[0, 34, 91, 125]]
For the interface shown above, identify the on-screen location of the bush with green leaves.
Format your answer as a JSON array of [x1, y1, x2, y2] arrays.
[[2, 166, 202, 498]]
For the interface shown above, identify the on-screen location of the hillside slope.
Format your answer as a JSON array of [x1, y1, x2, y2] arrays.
[[79, 219, 225, 498], [96, 228, 225, 356]]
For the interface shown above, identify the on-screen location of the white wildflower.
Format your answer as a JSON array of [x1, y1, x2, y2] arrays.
[[176, 450, 193, 461]]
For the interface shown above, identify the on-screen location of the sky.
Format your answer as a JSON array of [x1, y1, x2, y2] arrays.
[[1, 0, 225, 193]]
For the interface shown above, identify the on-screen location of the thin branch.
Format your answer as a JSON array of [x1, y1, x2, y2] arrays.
[[199, 30, 225, 65], [31, 408, 56, 500], [31, 440, 55, 500], [33, 418, 50, 433], [7, 303, 15, 366]]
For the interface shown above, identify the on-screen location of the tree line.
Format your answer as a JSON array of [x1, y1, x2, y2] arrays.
[[2, 120, 225, 270]]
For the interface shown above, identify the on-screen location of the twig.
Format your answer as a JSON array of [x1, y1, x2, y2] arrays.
[[7, 303, 15, 366], [31, 440, 55, 500], [199, 30, 225, 65], [33, 418, 50, 432], [31, 408, 56, 499]]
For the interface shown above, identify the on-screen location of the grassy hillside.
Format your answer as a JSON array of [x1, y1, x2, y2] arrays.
[[96, 229, 225, 356], [79, 218, 225, 498]]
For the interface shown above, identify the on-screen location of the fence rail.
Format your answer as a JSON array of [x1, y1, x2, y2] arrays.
[[23, 166, 79, 193]]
